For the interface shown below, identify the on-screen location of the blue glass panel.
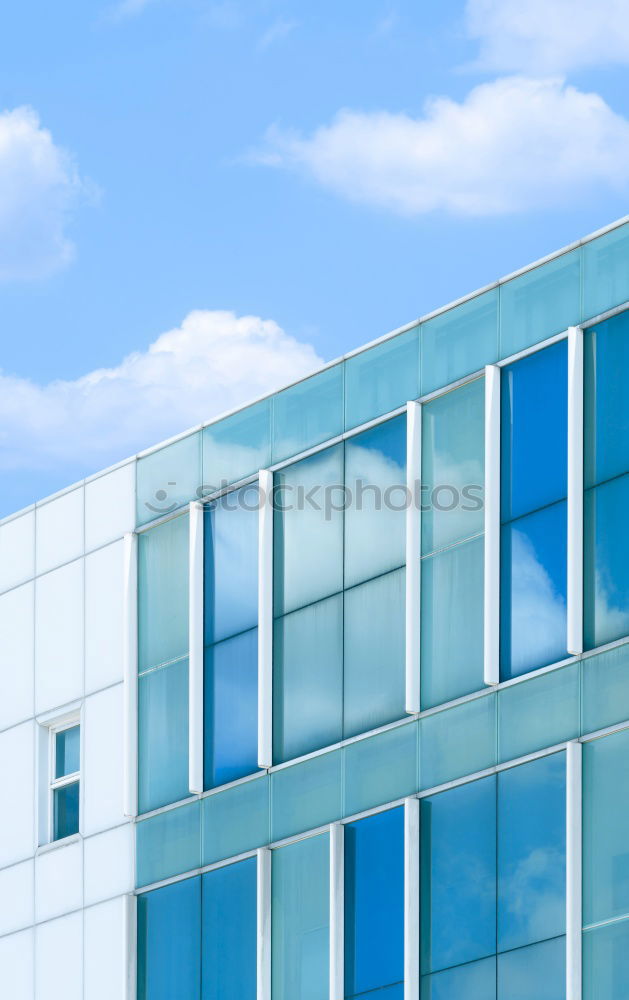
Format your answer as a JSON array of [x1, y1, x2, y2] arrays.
[[500, 502, 567, 680], [201, 859, 256, 1000], [138, 658, 189, 814], [137, 432, 201, 527], [137, 877, 201, 1000], [272, 834, 329, 1000], [421, 957, 496, 1000], [584, 312, 629, 489], [274, 445, 344, 616], [53, 781, 79, 840], [343, 722, 418, 818], [344, 415, 406, 589], [421, 289, 498, 396], [421, 377, 485, 554], [500, 249, 580, 358], [583, 222, 629, 320], [202, 774, 269, 866], [345, 327, 419, 430], [583, 918, 629, 1000], [343, 568, 406, 739], [498, 663, 579, 762], [582, 642, 629, 735], [419, 694, 496, 790], [138, 513, 189, 674], [501, 341, 568, 522], [55, 726, 80, 778], [272, 364, 344, 464], [498, 754, 566, 952], [273, 595, 343, 763], [583, 728, 629, 926], [204, 629, 258, 789], [202, 398, 271, 494], [344, 807, 404, 997], [136, 800, 201, 888], [204, 487, 258, 645], [421, 777, 496, 973], [584, 474, 629, 650], [271, 750, 342, 843], [352, 987, 403, 1000], [498, 936, 565, 1000], [421, 535, 484, 710]]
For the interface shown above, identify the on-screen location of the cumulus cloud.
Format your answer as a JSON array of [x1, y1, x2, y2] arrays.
[[0, 106, 88, 281], [256, 76, 629, 217], [0, 309, 322, 475]]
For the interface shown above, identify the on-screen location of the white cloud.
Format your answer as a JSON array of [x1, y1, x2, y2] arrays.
[[257, 17, 297, 51], [108, 0, 157, 19], [0, 107, 88, 281], [0, 309, 322, 475], [257, 76, 629, 216], [466, 0, 629, 74]]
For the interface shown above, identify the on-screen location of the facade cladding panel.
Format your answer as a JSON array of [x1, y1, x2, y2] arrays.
[[6, 218, 629, 998]]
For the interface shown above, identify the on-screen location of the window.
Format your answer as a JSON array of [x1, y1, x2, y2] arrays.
[[50, 721, 80, 841]]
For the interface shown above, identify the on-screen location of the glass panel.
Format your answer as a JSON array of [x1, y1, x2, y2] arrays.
[[584, 311, 629, 489], [138, 513, 189, 674], [583, 222, 629, 321], [202, 398, 271, 494], [582, 642, 629, 735], [421, 377, 485, 554], [274, 445, 344, 616], [498, 754, 566, 952], [53, 781, 79, 841], [343, 568, 406, 739], [351, 988, 403, 1000], [344, 415, 406, 589], [500, 502, 567, 680], [345, 327, 419, 430], [55, 726, 80, 778], [421, 777, 496, 973], [202, 774, 269, 866], [421, 535, 484, 710], [583, 918, 629, 1000], [421, 957, 496, 1000], [201, 859, 256, 1000], [419, 694, 496, 790], [583, 728, 629, 925], [421, 289, 498, 396], [497, 936, 566, 1000], [136, 800, 201, 888], [344, 807, 404, 997], [273, 595, 343, 764], [138, 659, 189, 814], [500, 249, 580, 358], [497, 663, 579, 762], [501, 341, 568, 522], [270, 750, 342, 843], [137, 877, 201, 1000], [272, 833, 329, 1000], [584, 474, 629, 650], [204, 629, 258, 789], [137, 432, 201, 527], [343, 722, 418, 818], [272, 364, 344, 465], [204, 487, 258, 645]]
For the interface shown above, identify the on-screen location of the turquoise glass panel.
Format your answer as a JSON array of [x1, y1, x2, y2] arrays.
[[498, 936, 565, 1000], [343, 722, 418, 817], [137, 432, 201, 526], [584, 312, 629, 489], [273, 444, 344, 616], [273, 595, 343, 764], [497, 663, 579, 762], [204, 629, 258, 789], [421, 957, 495, 1000], [583, 223, 629, 320], [137, 877, 201, 1000], [272, 364, 344, 464], [420, 535, 484, 710], [500, 249, 580, 358], [421, 377, 485, 554], [53, 781, 79, 841], [201, 398, 271, 493], [55, 725, 80, 778], [584, 474, 629, 650], [138, 658, 189, 814], [270, 750, 342, 842], [420, 694, 496, 790], [138, 513, 189, 674], [201, 859, 256, 1000], [343, 568, 406, 739], [204, 488, 258, 645], [583, 728, 629, 925], [136, 800, 201, 888], [272, 834, 329, 1000], [582, 642, 629, 735], [421, 289, 498, 396], [345, 327, 419, 430], [344, 415, 406, 589], [583, 918, 629, 1000], [202, 775, 269, 866]]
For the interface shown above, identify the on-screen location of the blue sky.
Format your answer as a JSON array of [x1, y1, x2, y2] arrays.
[[2, 0, 629, 515]]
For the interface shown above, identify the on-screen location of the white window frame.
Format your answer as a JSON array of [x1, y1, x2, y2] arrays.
[[43, 710, 82, 845]]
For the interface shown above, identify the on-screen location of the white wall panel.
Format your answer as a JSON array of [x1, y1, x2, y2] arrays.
[[83, 685, 124, 835], [35, 839, 83, 924], [0, 581, 34, 731], [35, 912, 83, 1000], [0, 510, 35, 594], [84, 897, 128, 1000], [0, 721, 35, 867], [85, 541, 124, 694], [85, 463, 135, 553], [35, 488, 84, 576], [84, 825, 133, 906], [0, 859, 34, 936], [0, 928, 34, 1000], [35, 560, 84, 714]]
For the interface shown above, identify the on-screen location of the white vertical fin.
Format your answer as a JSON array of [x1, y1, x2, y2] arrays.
[[404, 798, 420, 1000], [484, 365, 501, 686], [567, 327, 584, 656], [189, 501, 204, 795], [330, 822, 345, 1000], [406, 401, 422, 714], [123, 532, 138, 818], [566, 740, 583, 1000], [258, 469, 274, 768], [257, 847, 272, 1000]]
